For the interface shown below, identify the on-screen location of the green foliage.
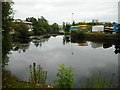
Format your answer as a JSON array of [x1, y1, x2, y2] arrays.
[[71, 30, 84, 40], [29, 63, 47, 84], [72, 21, 75, 26], [54, 64, 75, 88], [2, 1, 14, 34], [63, 22, 66, 30], [2, 1, 14, 67], [84, 32, 118, 42], [13, 22, 29, 39], [84, 71, 116, 88], [26, 16, 55, 35], [28, 31, 35, 36], [65, 23, 71, 32], [51, 23, 59, 33]]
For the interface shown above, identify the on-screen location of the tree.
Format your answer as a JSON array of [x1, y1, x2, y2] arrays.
[[63, 22, 66, 31], [72, 21, 75, 26], [40, 16, 48, 22], [65, 23, 70, 32], [51, 23, 59, 33], [13, 22, 29, 39], [2, 1, 14, 67], [26, 17, 37, 22]]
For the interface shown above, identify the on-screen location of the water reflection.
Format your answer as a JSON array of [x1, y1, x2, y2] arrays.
[[103, 43, 112, 49], [31, 36, 50, 48], [69, 37, 120, 54], [79, 41, 88, 46], [12, 36, 50, 53], [90, 42, 102, 48], [114, 42, 120, 54], [63, 36, 70, 45], [13, 43, 30, 53], [7, 35, 119, 88]]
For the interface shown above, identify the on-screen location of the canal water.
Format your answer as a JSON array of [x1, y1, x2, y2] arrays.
[[6, 35, 118, 87]]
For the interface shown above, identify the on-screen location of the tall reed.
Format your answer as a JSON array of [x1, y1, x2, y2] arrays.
[[29, 63, 47, 84]]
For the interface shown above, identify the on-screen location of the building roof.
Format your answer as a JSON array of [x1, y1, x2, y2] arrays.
[[13, 19, 32, 25], [71, 26, 79, 28], [79, 25, 87, 27]]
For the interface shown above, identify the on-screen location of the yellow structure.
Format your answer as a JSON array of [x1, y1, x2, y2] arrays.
[[70, 25, 88, 31], [79, 25, 87, 30]]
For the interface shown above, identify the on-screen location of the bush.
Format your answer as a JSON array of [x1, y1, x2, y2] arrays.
[[54, 64, 75, 88], [71, 30, 84, 40], [28, 31, 35, 36], [13, 22, 29, 39]]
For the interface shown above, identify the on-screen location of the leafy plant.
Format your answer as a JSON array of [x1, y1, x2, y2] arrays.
[[54, 64, 75, 88]]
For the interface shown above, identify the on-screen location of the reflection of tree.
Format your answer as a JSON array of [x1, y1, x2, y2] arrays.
[[114, 42, 120, 54], [32, 37, 49, 48], [103, 43, 112, 49], [63, 36, 70, 45], [13, 43, 30, 53]]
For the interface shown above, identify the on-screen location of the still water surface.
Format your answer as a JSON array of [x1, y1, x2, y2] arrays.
[[7, 35, 118, 87]]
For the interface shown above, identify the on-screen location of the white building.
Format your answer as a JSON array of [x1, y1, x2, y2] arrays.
[[92, 25, 104, 32]]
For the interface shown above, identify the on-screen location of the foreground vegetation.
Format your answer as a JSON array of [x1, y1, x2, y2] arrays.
[[3, 63, 118, 88], [2, 1, 118, 89], [2, 69, 52, 88]]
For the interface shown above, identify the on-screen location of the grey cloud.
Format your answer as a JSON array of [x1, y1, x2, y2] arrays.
[[13, 0, 119, 24]]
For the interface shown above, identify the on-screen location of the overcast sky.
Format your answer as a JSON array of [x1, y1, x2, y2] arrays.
[[12, 0, 120, 25]]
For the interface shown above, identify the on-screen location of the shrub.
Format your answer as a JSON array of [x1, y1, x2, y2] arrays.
[[54, 64, 75, 88]]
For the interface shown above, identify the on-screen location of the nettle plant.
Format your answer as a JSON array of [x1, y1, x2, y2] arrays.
[[54, 64, 75, 88]]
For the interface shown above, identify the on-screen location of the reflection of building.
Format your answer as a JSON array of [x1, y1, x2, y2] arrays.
[[90, 42, 102, 48], [79, 42, 88, 46]]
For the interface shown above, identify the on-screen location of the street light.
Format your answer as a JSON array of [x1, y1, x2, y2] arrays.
[[72, 13, 74, 24]]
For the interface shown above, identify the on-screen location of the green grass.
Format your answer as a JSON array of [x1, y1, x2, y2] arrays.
[[83, 72, 117, 88]]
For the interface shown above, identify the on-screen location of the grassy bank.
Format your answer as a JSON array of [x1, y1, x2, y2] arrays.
[[71, 31, 120, 43], [2, 69, 53, 88], [84, 32, 120, 42]]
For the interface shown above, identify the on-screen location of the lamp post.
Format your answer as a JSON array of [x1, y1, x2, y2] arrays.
[[72, 13, 74, 25], [71, 13, 74, 55]]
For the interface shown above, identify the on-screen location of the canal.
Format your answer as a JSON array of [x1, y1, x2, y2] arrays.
[[6, 35, 118, 88]]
